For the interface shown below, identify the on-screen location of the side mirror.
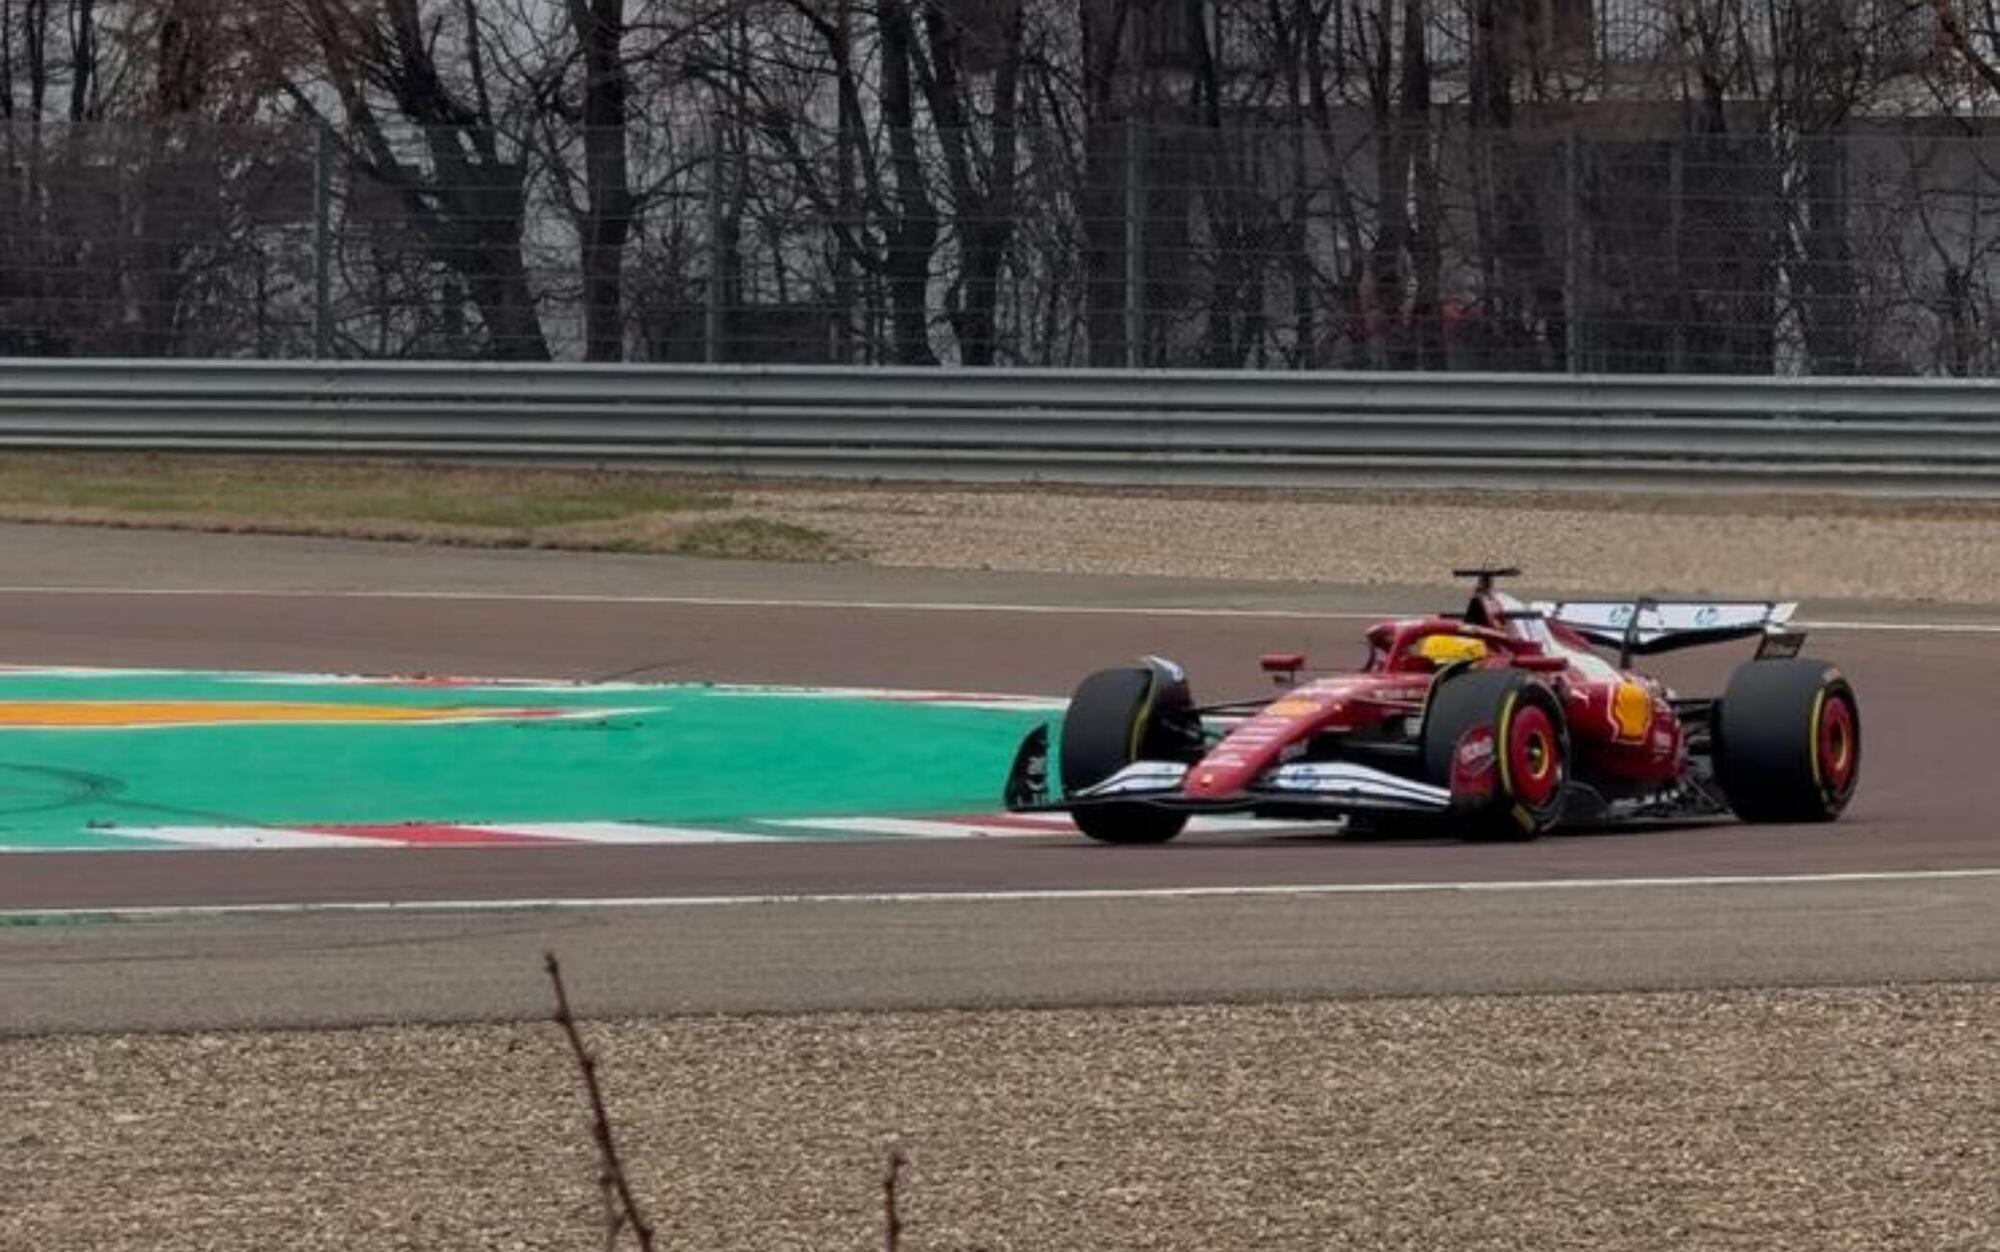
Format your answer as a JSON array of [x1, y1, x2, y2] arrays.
[[1260, 653, 1306, 684]]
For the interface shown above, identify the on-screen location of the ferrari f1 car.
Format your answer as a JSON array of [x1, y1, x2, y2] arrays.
[[1002, 568, 1860, 842]]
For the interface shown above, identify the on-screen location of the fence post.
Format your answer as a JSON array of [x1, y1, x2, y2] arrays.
[[1124, 119, 1142, 369], [705, 136, 725, 365], [1669, 137, 1685, 372], [1563, 131, 1583, 374], [312, 122, 334, 360]]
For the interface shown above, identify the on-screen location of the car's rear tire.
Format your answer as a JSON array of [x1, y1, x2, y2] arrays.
[[1422, 668, 1569, 841], [1714, 659, 1860, 823], [1060, 664, 1195, 845]]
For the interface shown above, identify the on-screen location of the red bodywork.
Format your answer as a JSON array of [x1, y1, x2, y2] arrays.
[[1187, 590, 1686, 804]]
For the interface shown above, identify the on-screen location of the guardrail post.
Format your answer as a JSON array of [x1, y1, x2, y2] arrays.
[[313, 122, 335, 361]]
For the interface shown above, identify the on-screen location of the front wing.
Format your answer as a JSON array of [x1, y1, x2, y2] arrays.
[[1002, 725, 1736, 827], [1002, 725, 1453, 818]]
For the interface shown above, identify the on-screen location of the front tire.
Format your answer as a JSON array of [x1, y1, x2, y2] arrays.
[[1060, 664, 1195, 845], [1422, 668, 1569, 841], [1714, 659, 1860, 822]]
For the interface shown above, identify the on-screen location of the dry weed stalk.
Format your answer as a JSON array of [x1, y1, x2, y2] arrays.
[[546, 951, 917, 1252], [545, 951, 658, 1252], [883, 1144, 907, 1252]]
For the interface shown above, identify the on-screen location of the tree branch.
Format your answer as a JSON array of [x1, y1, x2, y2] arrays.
[[1934, 0, 2000, 98], [545, 951, 658, 1252]]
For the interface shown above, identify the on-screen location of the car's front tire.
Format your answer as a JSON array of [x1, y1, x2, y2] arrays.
[[1714, 659, 1860, 822], [1060, 664, 1195, 845], [1421, 668, 1569, 841]]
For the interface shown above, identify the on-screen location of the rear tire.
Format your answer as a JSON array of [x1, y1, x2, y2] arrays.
[[1714, 659, 1860, 823], [1422, 669, 1569, 841], [1060, 665, 1195, 845]]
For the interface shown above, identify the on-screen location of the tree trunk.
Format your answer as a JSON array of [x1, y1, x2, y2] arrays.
[[959, 22, 1022, 366], [1797, 135, 1856, 373], [65, 0, 90, 119], [565, 0, 631, 362], [920, 0, 1022, 366], [877, 0, 937, 365], [1365, 1, 1408, 369], [25, 0, 45, 118], [386, 0, 550, 359], [1470, 0, 1560, 369], [1080, 0, 1131, 367], [1402, 0, 1443, 369]]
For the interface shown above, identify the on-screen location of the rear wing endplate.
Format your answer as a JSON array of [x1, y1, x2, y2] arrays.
[[1531, 598, 1804, 665]]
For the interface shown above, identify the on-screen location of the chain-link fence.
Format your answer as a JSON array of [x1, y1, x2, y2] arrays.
[[3, 116, 1999, 373]]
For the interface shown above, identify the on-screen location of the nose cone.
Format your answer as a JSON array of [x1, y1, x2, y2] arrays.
[[1183, 761, 1253, 800], [1184, 694, 1341, 798]]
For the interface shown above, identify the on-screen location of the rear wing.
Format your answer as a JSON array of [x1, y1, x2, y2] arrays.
[[1530, 598, 1804, 665]]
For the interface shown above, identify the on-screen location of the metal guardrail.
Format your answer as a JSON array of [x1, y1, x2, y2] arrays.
[[0, 359, 1996, 495]]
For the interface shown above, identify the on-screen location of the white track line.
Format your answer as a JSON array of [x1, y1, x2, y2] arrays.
[[107, 827, 388, 850], [12, 866, 2000, 922], [765, 817, 1022, 840], [459, 823, 778, 845], [0, 584, 1996, 633]]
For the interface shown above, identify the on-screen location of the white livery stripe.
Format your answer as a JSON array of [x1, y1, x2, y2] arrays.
[[1187, 815, 1321, 833], [767, 814, 1324, 839], [89, 812, 1336, 851]]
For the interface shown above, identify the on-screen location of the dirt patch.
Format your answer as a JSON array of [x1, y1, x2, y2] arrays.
[[669, 516, 852, 561], [736, 486, 2000, 605]]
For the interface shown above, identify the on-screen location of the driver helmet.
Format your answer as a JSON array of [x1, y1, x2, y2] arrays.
[[1413, 634, 1490, 668]]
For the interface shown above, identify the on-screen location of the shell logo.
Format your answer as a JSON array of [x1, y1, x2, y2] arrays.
[[1609, 681, 1652, 743], [1267, 697, 1324, 717]]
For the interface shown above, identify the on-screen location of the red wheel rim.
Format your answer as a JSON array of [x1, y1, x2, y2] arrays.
[[1505, 703, 1562, 808], [1817, 693, 1858, 796]]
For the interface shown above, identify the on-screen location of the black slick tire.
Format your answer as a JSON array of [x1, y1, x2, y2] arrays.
[[1421, 668, 1568, 842], [1714, 659, 1860, 823], [1060, 665, 1193, 845]]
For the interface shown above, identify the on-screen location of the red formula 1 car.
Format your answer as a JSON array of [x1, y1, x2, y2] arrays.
[[1002, 568, 1860, 843]]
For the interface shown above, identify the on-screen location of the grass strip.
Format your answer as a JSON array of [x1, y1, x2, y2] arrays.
[[0, 453, 845, 561]]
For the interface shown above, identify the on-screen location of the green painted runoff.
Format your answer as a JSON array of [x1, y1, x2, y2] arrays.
[[0, 670, 1051, 850]]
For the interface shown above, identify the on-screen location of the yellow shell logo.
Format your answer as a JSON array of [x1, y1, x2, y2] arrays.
[[1267, 697, 1323, 717], [1610, 681, 1652, 742]]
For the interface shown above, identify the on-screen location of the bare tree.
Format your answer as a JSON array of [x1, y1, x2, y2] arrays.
[[286, 0, 551, 359], [563, 0, 633, 360], [875, 0, 940, 363], [918, 0, 1025, 365], [1075, 0, 1134, 366], [1933, 0, 2000, 94]]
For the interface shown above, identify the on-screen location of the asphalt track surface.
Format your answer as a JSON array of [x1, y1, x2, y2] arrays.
[[2, 525, 1998, 1033]]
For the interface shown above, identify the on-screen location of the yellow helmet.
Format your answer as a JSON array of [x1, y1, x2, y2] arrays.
[[1415, 634, 1489, 665]]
